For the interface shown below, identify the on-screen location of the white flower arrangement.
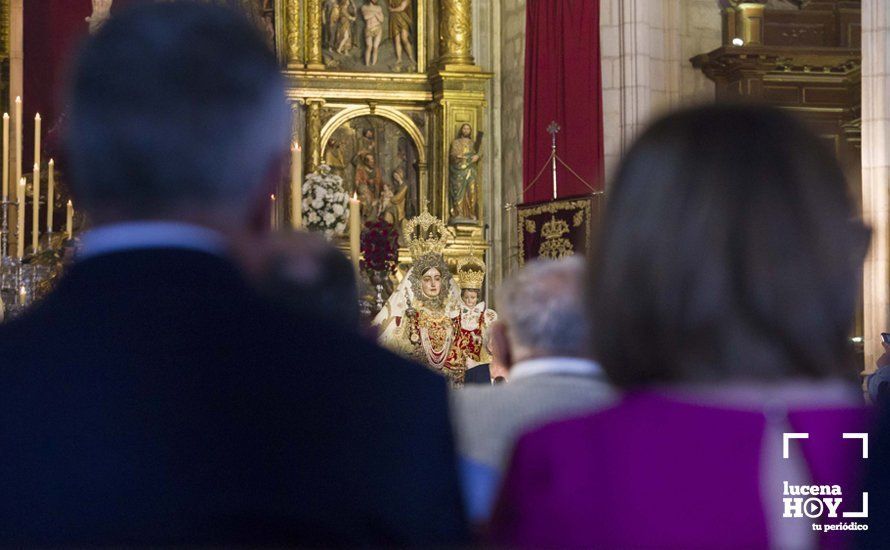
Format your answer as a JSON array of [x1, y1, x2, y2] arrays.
[[302, 164, 349, 238]]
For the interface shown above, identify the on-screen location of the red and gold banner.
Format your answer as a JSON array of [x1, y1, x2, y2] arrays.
[[516, 194, 604, 266], [523, 0, 604, 202]]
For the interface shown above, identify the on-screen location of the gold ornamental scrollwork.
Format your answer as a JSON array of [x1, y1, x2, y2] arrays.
[[516, 198, 593, 266], [286, 0, 302, 66], [305, 0, 324, 69], [438, 0, 474, 68], [306, 99, 325, 171], [539, 216, 574, 260]]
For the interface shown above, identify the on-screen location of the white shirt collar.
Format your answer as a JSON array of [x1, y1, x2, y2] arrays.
[[509, 357, 603, 382], [77, 221, 228, 261]]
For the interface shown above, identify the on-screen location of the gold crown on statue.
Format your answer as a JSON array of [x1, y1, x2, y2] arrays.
[[541, 216, 570, 240], [456, 253, 486, 290], [403, 209, 452, 259]]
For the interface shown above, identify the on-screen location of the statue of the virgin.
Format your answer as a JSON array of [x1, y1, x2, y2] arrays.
[[373, 211, 467, 384]]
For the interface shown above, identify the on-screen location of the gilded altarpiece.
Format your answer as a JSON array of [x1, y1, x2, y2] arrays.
[[273, 0, 492, 287]]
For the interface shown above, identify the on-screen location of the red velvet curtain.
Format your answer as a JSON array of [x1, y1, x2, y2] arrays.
[[23, 0, 143, 162], [23, 1, 93, 162], [522, 0, 604, 202]]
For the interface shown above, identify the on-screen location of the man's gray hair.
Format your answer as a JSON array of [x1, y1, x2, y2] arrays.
[[497, 256, 590, 357], [65, 2, 291, 216]]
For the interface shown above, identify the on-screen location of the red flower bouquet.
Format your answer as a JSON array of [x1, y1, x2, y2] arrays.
[[360, 219, 400, 274]]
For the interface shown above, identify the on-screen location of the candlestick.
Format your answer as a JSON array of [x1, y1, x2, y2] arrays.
[[13, 97, 21, 202], [2, 113, 8, 202], [18, 285, 26, 307], [349, 193, 361, 273], [33, 113, 41, 170], [66, 200, 73, 239], [47, 159, 54, 232], [291, 143, 303, 229], [32, 163, 39, 253], [17, 178, 25, 259]]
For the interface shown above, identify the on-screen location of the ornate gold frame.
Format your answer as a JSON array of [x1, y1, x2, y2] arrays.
[[274, 0, 492, 274]]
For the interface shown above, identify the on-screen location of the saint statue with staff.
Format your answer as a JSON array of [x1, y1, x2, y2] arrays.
[[448, 123, 482, 223]]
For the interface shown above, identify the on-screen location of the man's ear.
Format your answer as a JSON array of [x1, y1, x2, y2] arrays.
[[490, 322, 512, 369]]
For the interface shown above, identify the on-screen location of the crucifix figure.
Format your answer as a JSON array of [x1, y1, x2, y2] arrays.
[[547, 121, 561, 200], [86, 0, 114, 34]]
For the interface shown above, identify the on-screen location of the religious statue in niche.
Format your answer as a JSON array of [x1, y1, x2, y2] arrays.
[[373, 211, 468, 385], [324, 115, 419, 228], [454, 254, 497, 367], [87, 0, 113, 34], [448, 123, 483, 224], [323, 0, 418, 72]]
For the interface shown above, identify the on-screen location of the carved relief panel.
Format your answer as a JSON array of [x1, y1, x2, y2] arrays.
[[321, 0, 422, 72], [323, 114, 421, 228]]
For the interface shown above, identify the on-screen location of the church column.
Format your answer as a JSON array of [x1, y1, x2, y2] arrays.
[[417, 161, 429, 217], [306, 99, 325, 172], [438, 0, 476, 71], [285, 0, 303, 67], [861, 0, 890, 372], [725, 1, 765, 46], [305, 0, 324, 70]]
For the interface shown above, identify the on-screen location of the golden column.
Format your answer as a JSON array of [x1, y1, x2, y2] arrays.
[[725, 1, 766, 46], [285, 0, 303, 67], [437, 0, 477, 71], [305, 0, 324, 70], [306, 99, 325, 172]]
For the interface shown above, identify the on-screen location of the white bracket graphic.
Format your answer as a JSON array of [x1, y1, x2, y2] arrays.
[[843, 433, 869, 459], [783, 432, 809, 459], [843, 492, 869, 518]]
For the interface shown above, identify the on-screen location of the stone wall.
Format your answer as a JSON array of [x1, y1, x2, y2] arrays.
[[497, 0, 526, 279], [861, 0, 889, 370], [681, 0, 723, 103], [600, 0, 721, 181]]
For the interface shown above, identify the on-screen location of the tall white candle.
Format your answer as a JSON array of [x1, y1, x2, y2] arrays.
[[33, 113, 41, 170], [66, 200, 73, 239], [349, 193, 361, 273], [2, 113, 8, 202], [47, 159, 54, 232], [270, 194, 277, 230], [13, 97, 21, 202], [291, 143, 303, 229], [31, 163, 39, 253], [16, 178, 25, 259]]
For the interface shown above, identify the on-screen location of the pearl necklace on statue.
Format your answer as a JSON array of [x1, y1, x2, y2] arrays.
[[420, 325, 453, 369]]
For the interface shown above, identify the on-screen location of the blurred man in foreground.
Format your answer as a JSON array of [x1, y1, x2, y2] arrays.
[[237, 231, 361, 332], [0, 3, 466, 545], [451, 257, 615, 521]]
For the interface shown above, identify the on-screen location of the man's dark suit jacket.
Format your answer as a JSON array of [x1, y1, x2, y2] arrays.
[[0, 248, 467, 546], [464, 364, 491, 385]]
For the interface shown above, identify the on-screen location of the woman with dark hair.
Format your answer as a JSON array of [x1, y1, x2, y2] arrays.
[[491, 105, 872, 548]]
